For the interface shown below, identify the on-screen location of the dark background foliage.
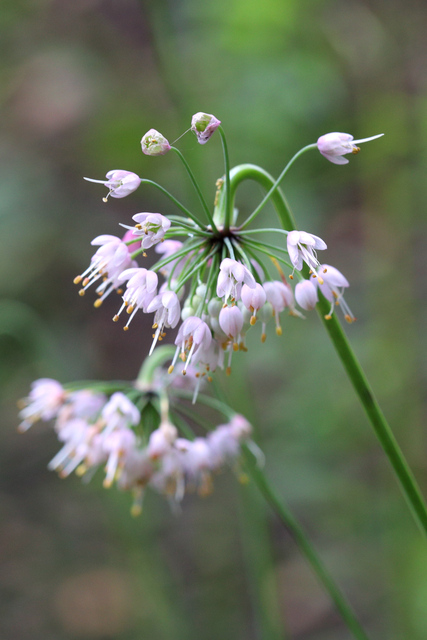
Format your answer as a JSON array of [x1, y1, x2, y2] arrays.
[[1, 1, 427, 638]]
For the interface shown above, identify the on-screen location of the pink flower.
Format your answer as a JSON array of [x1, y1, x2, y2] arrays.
[[74, 235, 137, 305], [114, 268, 158, 329], [241, 283, 267, 325], [295, 279, 318, 310], [146, 290, 181, 355], [18, 378, 64, 431], [131, 212, 171, 249], [219, 305, 244, 341], [317, 132, 384, 165], [217, 258, 256, 303], [315, 264, 355, 323], [141, 129, 171, 156], [84, 170, 141, 201], [287, 230, 327, 272], [191, 112, 221, 144], [171, 317, 212, 374]]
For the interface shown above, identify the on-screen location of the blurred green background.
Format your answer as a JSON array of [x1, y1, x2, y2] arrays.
[[1, 0, 427, 638]]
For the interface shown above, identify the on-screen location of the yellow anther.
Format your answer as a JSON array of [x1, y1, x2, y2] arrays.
[[289, 274, 294, 280], [73, 275, 82, 284], [207, 376, 213, 382], [83, 277, 90, 286], [324, 314, 332, 320], [131, 504, 142, 517], [126, 305, 134, 314], [345, 314, 354, 323], [226, 366, 231, 376], [276, 326, 282, 336], [135, 223, 142, 229], [168, 365, 174, 374], [75, 464, 87, 477], [94, 299, 103, 308], [78, 289, 85, 297], [233, 342, 239, 352], [317, 276, 324, 285], [323, 268, 327, 273], [352, 146, 360, 154], [143, 252, 147, 257], [261, 333, 266, 343], [102, 197, 108, 203], [152, 323, 158, 329], [113, 315, 119, 322], [123, 326, 129, 332], [250, 315, 257, 326], [238, 473, 250, 485], [116, 288, 123, 295], [179, 352, 186, 362], [182, 370, 186, 376]]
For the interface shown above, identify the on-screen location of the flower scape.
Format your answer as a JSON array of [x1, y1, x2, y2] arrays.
[[19, 112, 383, 513]]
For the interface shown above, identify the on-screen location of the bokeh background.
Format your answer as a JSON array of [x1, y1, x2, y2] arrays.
[[1, 0, 427, 638]]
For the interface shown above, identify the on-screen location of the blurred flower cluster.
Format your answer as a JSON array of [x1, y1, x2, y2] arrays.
[[18, 370, 254, 514]]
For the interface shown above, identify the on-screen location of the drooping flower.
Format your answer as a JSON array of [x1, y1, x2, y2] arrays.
[[191, 112, 221, 144], [146, 290, 181, 354], [286, 230, 327, 273], [141, 129, 171, 156], [219, 305, 244, 343], [84, 170, 141, 201], [315, 264, 355, 323], [263, 280, 300, 335], [18, 378, 65, 431], [101, 392, 140, 434], [241, 283, 267, 325], [74, 235, 137, 305], [216, 258, 256, 304], [295, 279, 318, 310], [317, 132, 384, 165], [170, 317, 212, 374], [113, 268, 158, 329]]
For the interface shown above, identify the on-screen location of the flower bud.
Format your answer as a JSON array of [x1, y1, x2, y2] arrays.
[[141, 129, 171, 156], [295, 280, 318, 310], [191, 112, 221, 145]]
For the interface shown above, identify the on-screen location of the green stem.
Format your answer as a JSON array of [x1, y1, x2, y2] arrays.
[[239, 145, 316, 229], [230, 162, 427, 536], [218, 126, 232, 231], [140, 178, 202, 226], [171, 147, 218, 232], [245, 451, 370, 640], [136, 345, 176, 387]]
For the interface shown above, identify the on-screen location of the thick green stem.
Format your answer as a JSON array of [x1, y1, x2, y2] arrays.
[[245, 452, 370, 640], [230, 162, 427, 536]]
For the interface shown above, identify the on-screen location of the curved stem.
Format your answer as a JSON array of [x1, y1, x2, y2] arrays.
[[239, 145, 316, 229], [140, 178, 203, 226], [244, 451, 371, 640], [230, 162, 427, 537], [171, 147, 218, 232]]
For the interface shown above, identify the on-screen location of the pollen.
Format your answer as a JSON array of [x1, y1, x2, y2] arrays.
[[93, 299, 103, 308], [78, 289, 85, 297], [276, 326, 282, 336], [113, 315, 119, 322], [261, 333, 266, 343], [250, 316, 257, 325], [168, 365, 174, 374], [73, 275, 82, 284]]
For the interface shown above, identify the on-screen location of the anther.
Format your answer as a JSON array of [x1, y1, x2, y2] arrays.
[[324, 314, 332, 320], [289, 274, 294, 280], [317, 276, 324, 285], [78, 289, 85, 297], [276, 326, 282, 336], [226, 366, 231, 376], [261, 333, 266, 343], [73, 276, 82, 284], [123, 326, 129, 332], [233, 342, 239, 352], [250, 316, 257, 326], [113, 315, 119, 322], [83, 277, 90, 286], [94, 299, 103, 308], [168, 365, 174, 374]]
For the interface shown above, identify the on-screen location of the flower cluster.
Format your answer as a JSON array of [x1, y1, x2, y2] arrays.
[[18, 376, 254, 514]]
